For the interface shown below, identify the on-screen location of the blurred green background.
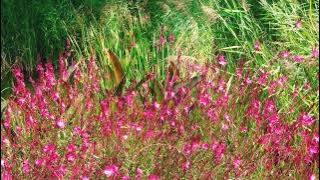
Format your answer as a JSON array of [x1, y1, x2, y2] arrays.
[[1, 0, 319, 98]]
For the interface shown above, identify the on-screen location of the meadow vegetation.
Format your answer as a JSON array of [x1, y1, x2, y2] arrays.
[[1, 0, 319, 179]]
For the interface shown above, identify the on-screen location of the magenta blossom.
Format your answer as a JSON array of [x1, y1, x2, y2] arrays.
[[207, 108, 217, 121], [199, 93, 211, 106], [233, 156, 241, 168], [103, 164, 119, 177], [299, 112, 314, 126], [55, 118, 65, 129], [254, 41, 261, 51], [217, 53, 227, 66], [211, 141, 226, 164], [295, 19, 302, 29], [80, 176, 89, 180], [121, 175, 130, 180], [34, 159, 44, 166], [159, 36, 166, 46], [182, 161, 190, 170], [221, 122, 229, 130], [257, 72, 268, 85], [135, 168, 143, 179], [66, 153, 76, 162], [292, 55, 304, 62], [202, 143, 209, 150], [148, 174, 159, 180], [309, 174, 316, 180], [264, 99, 276, 114], [311, 47, 319, 58], [22, 160, 30, 173], [279, 50, 290, 58]]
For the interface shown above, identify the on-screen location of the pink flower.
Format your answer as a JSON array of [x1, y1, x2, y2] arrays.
[[267, 113, 279, 125], [66, 143, 77, 152], [35, 159, 44, 166], [103, 164, 119, 177], [254, 41, 261, 51], [236, 68, 242, 78], [299, 112, 314, 126], [224, 114, 230, 122], [207, 108, 217, 121], [184, 106, 190, 114], [121, 175, 130, 180], [135, 125, 142, 132], [80, 176, 89, 180], [309, 174, 316, 180], [304, 81, 311, 90], [240, 126, 247, 132], [217, 54, 227, 66], [22, 160, 30, 173], [1, 171, 13, 179], [191, 140, 201, 150], [182, 161, 190, 170], [55, 118, 65, 129], [279, 50, 290, 58], [309, 145, 318, 155], [53, 164, 67, 177], [135, 168, 143, 178], [148, 174, 159, 180], [295, 19, 302, 29], [257, 72, 268, 85], [145, 130, 155, 139], [16, 126, 22, 135], [292, 55, 304, 62], [122, 135, 129, 140], [153, 102, 160, 109], [182, 143, 192, 155], [233, 156, 241, 168], [100, 99, 109, 117], [58, 53, 69, 81], [269, 80, 277, 89], [313, 133, 319, 143], [211, 141, 226, 163], [221, 123, 229, 130], [51, 91, 60, 101], [202, 143, 209, 150], [43, 143, 56, 153], [311, 47, 319, 58], [217, 79, 226, 92], [245, 77, 252, 84], [264, 99, 276, 113], [277, 76, 288, 86], [159, 36, 166, 46], [193, 64, 201, 71], [73, 126, 82, 135], [26, 113, 37, 128], [60, 102, 66, 113], [247, 100, 261, 119], [2, 138, 10, 146], [199, 93, 211, 106], [66, 153, 76, 162]]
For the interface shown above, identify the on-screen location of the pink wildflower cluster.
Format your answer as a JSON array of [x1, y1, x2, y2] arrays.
[[1, 40, 318, 179]]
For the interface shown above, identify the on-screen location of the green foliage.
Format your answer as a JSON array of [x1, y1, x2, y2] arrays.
[[1, 0, 319, 95]]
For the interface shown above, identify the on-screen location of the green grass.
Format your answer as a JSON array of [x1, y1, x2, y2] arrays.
[[1, 0, 319, 96], [1, 1, 319, 178]]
